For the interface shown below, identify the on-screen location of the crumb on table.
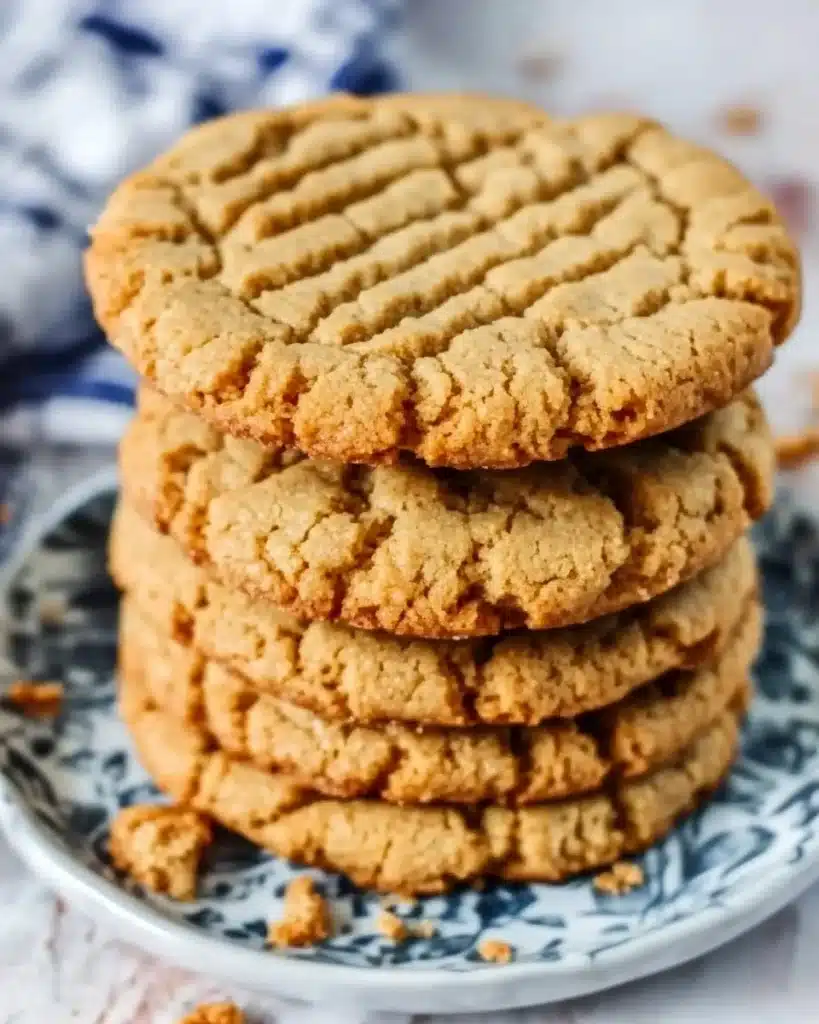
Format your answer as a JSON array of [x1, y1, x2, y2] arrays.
[[776, 430, 819, 469], [717, 102, 763, 136], [478, 939, 514, 964], [593, 860, 645, 896], [109, 804, 212, 901], [178, 1003, 244, 1024], [268, 876, 333, 948], [5, 680, 64, 717]]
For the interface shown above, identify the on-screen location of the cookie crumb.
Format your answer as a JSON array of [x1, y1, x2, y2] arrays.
[[594, 860, 645, 895], [478, 939, 513, 964], [0, 502, 10, 525], [178, 1003, 244, 1024], [377, 909, 409, 942], [5, 680, 63, 717], [776, 430, 819, 469], [516, 50, 562, 82], [718, 103, 763, 136], [268, 876, 333, 948], [109, 804, 212, 901], [377, 909, 438, 942]]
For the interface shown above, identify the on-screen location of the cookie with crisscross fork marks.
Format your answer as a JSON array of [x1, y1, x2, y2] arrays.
[[86, 93, 800, 468]]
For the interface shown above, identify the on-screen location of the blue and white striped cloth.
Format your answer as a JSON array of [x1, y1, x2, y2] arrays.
[[0, 0, 401, 451]]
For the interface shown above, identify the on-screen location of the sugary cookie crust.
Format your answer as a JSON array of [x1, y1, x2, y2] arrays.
[[86, 93, 799, 469], [112, 502, 757, 725], [119, 594, 757, 805], [121, 661, 741, 894], [119, 388, 772, 637]]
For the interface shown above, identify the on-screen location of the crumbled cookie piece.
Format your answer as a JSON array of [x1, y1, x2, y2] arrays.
[[776, 430, 819, 469], [5, 680, 63, 717], [178, 1003, 244, 1024], [478, 939, 514, 964], [718, 103, 763, 136], [377, 909, 408, 942], [594, 860, 645, 895], [109, 804, 212, 900], [268, 876, 333, 948], [377, 909, 437, 942]]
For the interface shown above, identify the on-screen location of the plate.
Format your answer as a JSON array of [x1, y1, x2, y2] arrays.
[[2, 477, 819, 1015]]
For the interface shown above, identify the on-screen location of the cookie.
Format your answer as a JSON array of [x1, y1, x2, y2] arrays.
[[108, 804, 212, 901], [112, 502, 757, 725], [120, 388, 772, 637], [119, 594, 756, 805], [121, 659, 741, 893], [85, 93, 799, 469]]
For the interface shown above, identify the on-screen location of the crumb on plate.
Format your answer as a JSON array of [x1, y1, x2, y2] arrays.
[[5, 680, 64, 717], [109, 804, 212, 901], [593, 860, 645, 895], [177, 1002, 244, 1024], [377, 909, 438, 942], [268, 876, 333, 948], [377, 909, 408, 942], [478, 939, 514, 964]]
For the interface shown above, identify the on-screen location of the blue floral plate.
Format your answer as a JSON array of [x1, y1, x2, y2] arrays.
[[2, 473, 819, 1015]]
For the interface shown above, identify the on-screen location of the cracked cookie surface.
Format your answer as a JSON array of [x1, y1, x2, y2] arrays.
[[119, 388, 772, 637], [85, 93, 799, 469], [112, 503, 757, 725], [121, 659, 742, 893], [119, 594, 757, 805]]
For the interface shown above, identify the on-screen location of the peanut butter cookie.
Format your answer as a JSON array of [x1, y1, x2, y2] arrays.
[[119, 595, 755, 806], [86, 93, 799, 468], [121, 660, 742, 894], [119, 388, 772, 637], [112, 502, 757, 725]]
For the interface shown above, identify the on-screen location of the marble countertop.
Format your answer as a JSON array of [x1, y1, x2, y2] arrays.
[[5, 1, 819, 1021]]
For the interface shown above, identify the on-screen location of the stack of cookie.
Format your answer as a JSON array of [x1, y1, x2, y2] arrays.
[[86, 93, 798, 895]]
